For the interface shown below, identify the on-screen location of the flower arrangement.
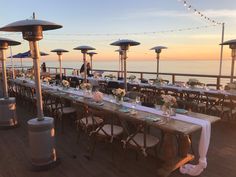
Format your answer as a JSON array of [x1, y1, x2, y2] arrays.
[[43, 77, 52, 83], [112, 88, 126, 101], [26, 73, 34, 80], [225, 81, 236, 90], [93, 72, 102, 79], [105, 74, 116, 79], [187, 78, 201, 87], [153, 77, 163, 84], [128, 75, 136, 81], [93, 91, 103, 103], [62, 79, 70, 88], [161, 94, 177, 111], [17, 71, 25, 78], [80, 82, 92, 90]]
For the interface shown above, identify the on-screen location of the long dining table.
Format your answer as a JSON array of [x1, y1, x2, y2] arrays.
[[10, 77, 220, 177], [67, 75, 236, 96]]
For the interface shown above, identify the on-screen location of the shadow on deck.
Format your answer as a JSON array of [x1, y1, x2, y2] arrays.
[[0, 105, 236, 177]]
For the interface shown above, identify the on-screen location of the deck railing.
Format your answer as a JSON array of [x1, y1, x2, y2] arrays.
[[8, 66, 236, 88]]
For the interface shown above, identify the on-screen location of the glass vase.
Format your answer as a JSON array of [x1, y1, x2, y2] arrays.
[[116, 96, 123, 106]]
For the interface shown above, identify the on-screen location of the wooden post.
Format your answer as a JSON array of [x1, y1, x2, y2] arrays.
[[217, 76, 221, 89], [172, 75, 175, 84], [140, 73, 143, 80]]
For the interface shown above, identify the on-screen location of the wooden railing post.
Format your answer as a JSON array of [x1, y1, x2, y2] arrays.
[[172, 74, 175, 84], [55, 68, 58, 74], [216, 76, 221, 89], [64, 68, 66, 75], [140, 73, 143, 80]]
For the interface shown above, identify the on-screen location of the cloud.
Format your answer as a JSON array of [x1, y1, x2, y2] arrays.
[[202, 9, 236, 17], [121, 9, 236, 19], [122, 10, 188, 19]]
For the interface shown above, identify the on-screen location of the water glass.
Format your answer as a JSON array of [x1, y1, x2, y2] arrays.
[[135, 96, 141, 105]]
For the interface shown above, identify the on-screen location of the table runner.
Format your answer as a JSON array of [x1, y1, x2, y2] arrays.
[[121, 102, 211, 176]]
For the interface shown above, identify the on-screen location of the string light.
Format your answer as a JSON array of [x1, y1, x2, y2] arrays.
[[178, 0, 222, 25], [0, 24, 217, 40]]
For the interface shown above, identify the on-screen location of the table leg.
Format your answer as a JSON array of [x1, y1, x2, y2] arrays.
[[157, 133, 194, 177]]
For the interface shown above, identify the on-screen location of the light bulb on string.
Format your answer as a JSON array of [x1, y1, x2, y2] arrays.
[[184, 1, 187, 7]]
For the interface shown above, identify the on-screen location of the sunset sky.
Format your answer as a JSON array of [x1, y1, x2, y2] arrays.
[[0, 0, 236, 61]]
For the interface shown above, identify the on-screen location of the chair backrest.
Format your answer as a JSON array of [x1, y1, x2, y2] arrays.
[[182, 90, 201, 102], [204, 92, 225, 110], [107, 81, 119, 89]]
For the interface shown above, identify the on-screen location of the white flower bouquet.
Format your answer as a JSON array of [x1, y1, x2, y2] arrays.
[[62, 79, 70, 88], [80, 83, 92, 90], [43, 77, 51, 83], [225, 81, 236, 90], [187, 78, 201, 87], [112, 88, 126, 101], [128, 75, 136, 81], [18, 71, 25, 78], [105, 74, 116, 79], [154, 77, 163, 84], [161, 94, 177, 110], [26, 73, 34, 79]]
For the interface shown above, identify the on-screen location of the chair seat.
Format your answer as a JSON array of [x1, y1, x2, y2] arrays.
[[129, 133, 159, 148], [59, 107, 76, 114], [80, 116, 103, 126], [232, 109, 236, 114], [97, 124, 123, 136]]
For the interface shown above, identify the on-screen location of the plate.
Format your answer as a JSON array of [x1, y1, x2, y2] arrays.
[[176, 108, 188, 114], [119, 107, 131, 113], [93, 101, 104, 106], [145, 115, 161, 122]]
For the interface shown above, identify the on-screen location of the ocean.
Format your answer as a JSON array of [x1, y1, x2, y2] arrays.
[[6, 59, 233, 86]]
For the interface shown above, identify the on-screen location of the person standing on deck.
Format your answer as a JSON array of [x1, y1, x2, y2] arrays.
[[41, 62, 46, 73], [80, 62, 93, 77]]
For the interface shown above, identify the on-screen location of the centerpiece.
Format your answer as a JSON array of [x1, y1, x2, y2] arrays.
[[153, 77, 163, 85], [62, 79, 70, 89], [187, 78, 201, 88], [42, 76, 52, 84], [104, 74, 116, 80], [112, 88, 126, 105], [80, 82, 92, 97], [161, 94, 177, 121], [93, 91, 104, 103], [17, 70, 25, 78], [225, 81, 236, 90], [26, 73, 34, 80], [128, 74, 136, 82]]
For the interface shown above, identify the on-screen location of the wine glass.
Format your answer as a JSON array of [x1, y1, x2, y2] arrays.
[[135, 96, 141, 105]]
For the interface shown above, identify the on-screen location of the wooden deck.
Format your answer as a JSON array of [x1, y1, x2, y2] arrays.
[[0, 104, 236, 177]]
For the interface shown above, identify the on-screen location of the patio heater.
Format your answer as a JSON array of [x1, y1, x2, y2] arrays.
[[51, 49, 69, 82], [0, 14, 62, 167], [111, 39, 140, 91], [73, 46, 95, 82], [220, 39, 236, 83], [87, 51, 97, 72], [0, 37, 20, 127], [115, 49, 124, 78], [150, 46, 167, 78]]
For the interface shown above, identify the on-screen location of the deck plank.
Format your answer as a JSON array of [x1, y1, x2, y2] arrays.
[[0, 104, 236, 177]]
